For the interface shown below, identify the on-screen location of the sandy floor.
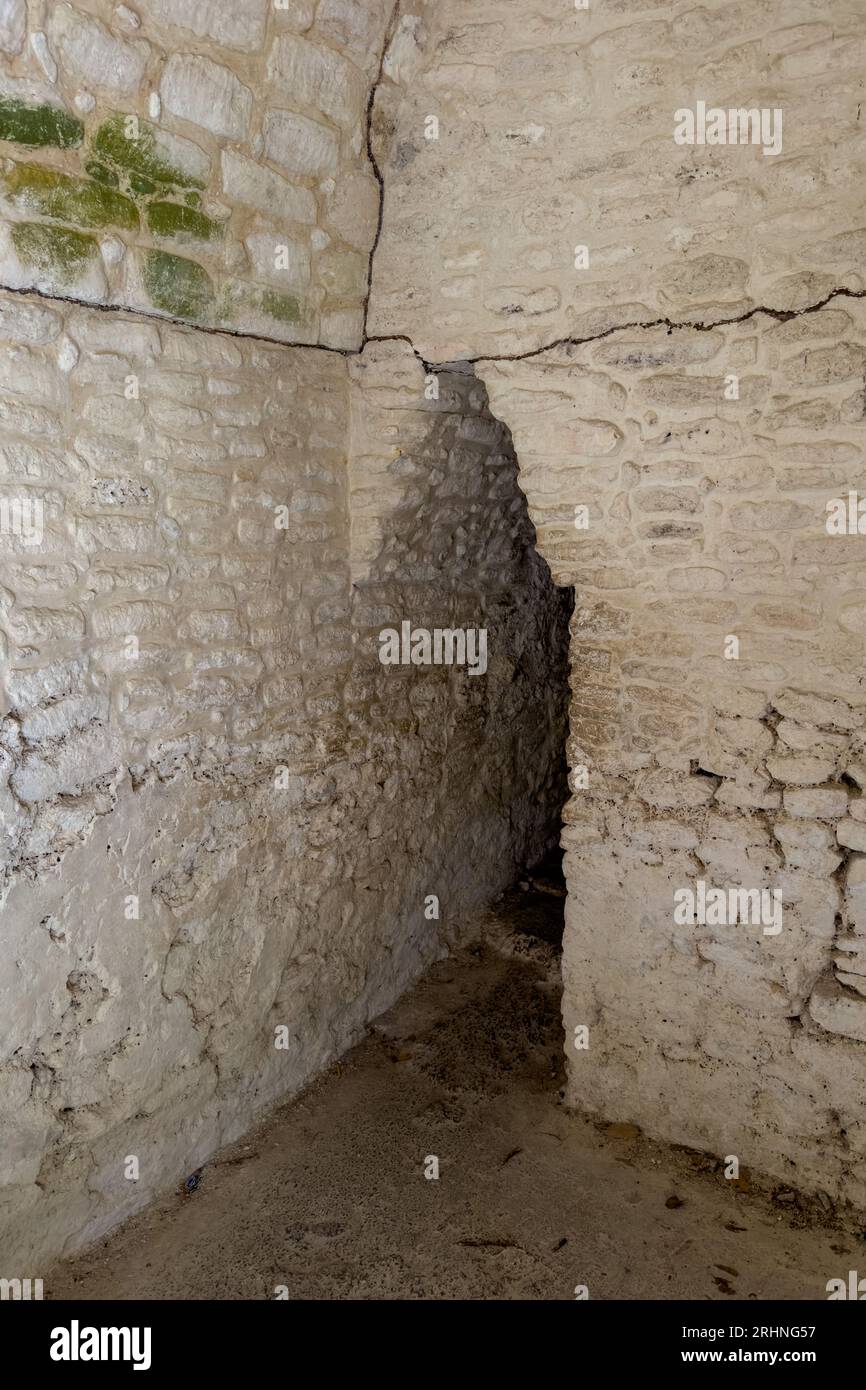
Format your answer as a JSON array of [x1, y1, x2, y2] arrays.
[[47, 876, 860, 1300]]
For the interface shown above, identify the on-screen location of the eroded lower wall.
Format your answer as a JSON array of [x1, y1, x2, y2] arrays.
[[0, 289, 570, 1266]]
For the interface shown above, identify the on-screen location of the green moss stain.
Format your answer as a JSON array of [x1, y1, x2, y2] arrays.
[[85, 160, 119, 187], [93, 115, 205, 190], [129, 173, 157, 196], [260, 289, 301, 325], [12, 222, 96, 280], [143, 249, 214, 319], [3, 162, 138, 230], [184, 191, 201, 208], [0, 98, 83, 149], [146, 201, 221, 243]]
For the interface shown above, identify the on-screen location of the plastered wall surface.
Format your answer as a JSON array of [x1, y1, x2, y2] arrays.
[[369, 0, 866, 1204], [0, 288, 570, 1265]]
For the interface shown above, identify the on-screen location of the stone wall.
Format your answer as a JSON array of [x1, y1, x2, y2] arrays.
[[370, 0, 866, 1204], [480, 312, 866, 1207], [6, 0, 866, 1269], [0, 0, 393, 344], [370, 0, 866, 362], [0, 287, 570, 1265]]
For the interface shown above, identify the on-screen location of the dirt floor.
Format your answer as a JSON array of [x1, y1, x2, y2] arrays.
[[47, 866, 862, 1300]]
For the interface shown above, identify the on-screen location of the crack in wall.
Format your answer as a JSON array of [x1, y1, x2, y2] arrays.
[[9, 0, 866, 1262], [0, 0, 863, 378], [362, 0, 403, 342], [2, 269, 863, 375], [461, 287, 866, 366]]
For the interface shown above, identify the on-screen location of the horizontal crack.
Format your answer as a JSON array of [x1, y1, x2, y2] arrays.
[[464, 285, 866, 367], [0, 3, 862, 384], [2, 279, 862, 376], [1, 5, 862, 376], [0, 277, 359, 357]]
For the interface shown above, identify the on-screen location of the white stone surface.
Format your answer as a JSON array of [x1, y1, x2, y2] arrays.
[[48, 3, 148, 94], [0, 222, 108, 303], [244, 230, 310, 288], [263, 109, 339, 176], [0, 0, 391, 348], [317, 0, 390, 67], [143, 0, 268, 52], [146, 125, 211, 186], [29, 32, 57, 83], [0, 0, 25, 54], [272, 0, 315, 30], [810, 977, 866, 1043], [221, 150, 316, 225], [3, 0, 866, 1261], [268, 32, 365, 128], [160, 54, 253, 142]]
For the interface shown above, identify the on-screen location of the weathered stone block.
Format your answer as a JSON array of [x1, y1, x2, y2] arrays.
[[0, 0, 25, 53], [268, 33, 365, 128], [244, 232, 310, 289], [263, 109, 339, 176], [141, 250, 214, 321], [316, 0, 387, 59], [766, 755, 836, 786], [809, 976, 866, 1043], [783, 786, 849, 820], [2, 162, 139, 231], [837, 819, 866, 853], [0, 95, 82, 147], [160, 54, 253, 142], [220, 150, 316, 225], [92, 116, 209, 190], [144, 0, 268, 51], [324, 172, 379, 249], [48, 4, 149, 95], [773, 818, 843, 876]]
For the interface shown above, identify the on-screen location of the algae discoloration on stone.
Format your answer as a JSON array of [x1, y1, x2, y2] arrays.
[[0, 98, 83, 149], [12, 221, 97, 279], [129, 174, 157, 196], [146, 201, 222, 244], [261, 289, 301, 324], [85, 161, 120, 188], [93, 115, 206, 191], [143, 249, 214, 319], [4, 163, 139, 231]]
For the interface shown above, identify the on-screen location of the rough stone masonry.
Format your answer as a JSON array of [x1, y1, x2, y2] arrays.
[[0, 0, 864, 1267], [0, 0, 571, 1267], [371, 0, 866, 1206]]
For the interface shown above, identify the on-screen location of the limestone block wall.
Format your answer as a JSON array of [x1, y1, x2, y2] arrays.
[[370, 0, 866, 362], [0, 289, 570, 1266], [480, 308, 866, 1206], [370, 0, 866, 1204], [0, 0, 392, 345], [5, 0, 866, 1271]]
